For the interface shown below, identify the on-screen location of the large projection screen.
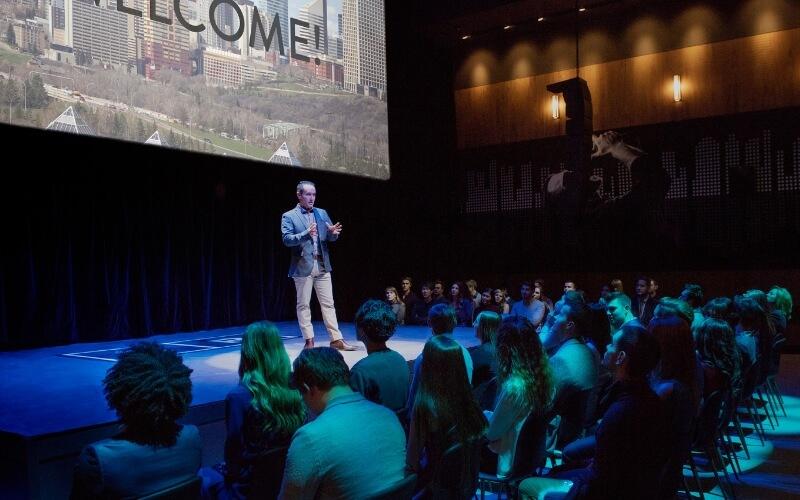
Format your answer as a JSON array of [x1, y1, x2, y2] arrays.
[[0, 0, 389, 178]]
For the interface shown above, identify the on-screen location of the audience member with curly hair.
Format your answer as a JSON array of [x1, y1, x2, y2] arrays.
[[71, 342, 202, 499]]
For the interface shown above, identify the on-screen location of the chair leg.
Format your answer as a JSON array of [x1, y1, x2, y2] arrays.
[[722, 431, 741, 479], [764, 384, 781, 424], [731, 412, 750, 459], [746, 401, 766, 444], [706, 444, 733, 500], [688, 455, 705, 500], [755, 388, 776, 430], [769, 378, 787, 417]]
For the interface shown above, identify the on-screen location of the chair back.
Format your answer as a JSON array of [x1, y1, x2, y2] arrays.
[[367, 473, 418, 500], [249, 446, 289, 499], [428, 437, 482, 499], [509, 411, 548, 479], [137, 476, 201, 500]]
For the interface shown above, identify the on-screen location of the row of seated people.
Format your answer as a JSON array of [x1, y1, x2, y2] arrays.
[[69, 283, 792, 499]]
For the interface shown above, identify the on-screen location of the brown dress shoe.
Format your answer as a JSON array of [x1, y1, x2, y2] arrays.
[[330, 339, 358, 351], [304, 338, 315, 349]]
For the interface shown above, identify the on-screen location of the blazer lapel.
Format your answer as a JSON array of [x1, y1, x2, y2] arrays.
[[295, 207, 310, 231]]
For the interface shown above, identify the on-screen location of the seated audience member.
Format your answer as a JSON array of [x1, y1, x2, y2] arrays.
[[653, 297, 695, 328], [648, 316, 700, 499], [410, 282, 436, 325], [598, 284, 612, 304], [431, 280, 448, 305], [350, 300, 410, 412], [406, 304, 474, 419], [605, 292, 641, 335], [734, 295, 775, 378], [550, 323, 666, 500], [407, 336, 488, 492], [473, 288, 501, 320], [510, 281, 546, 327], [564, 281, 577, 293], [584, 303, 611, 360], [494, 288, 511, 315], [539, 298, 599, 449], [534, 278, 555, 312], [767, 286, 793, 326], [470, 311, 500, 410], [745, 288, 783, 341], [470, 310, 501, 389], [631, 276, 657, 326], [449, 281, 474, 327], [280, 348, 406, 499], [400, 276, 419, 311], [467, 279, 482, 308], [485, 316, 554, 478], [695, 318, 741, 398], [200, 322, 305, 500], [385, 286, 406, 325], [610, 279, 624, 294], [71, 342, 202, 499], [679, 283, 705, 332]]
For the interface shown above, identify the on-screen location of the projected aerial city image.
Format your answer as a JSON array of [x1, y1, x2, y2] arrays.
[[0, 0, 389, 178]]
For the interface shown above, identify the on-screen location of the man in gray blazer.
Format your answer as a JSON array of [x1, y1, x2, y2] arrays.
[[281, 181, 356, 350]]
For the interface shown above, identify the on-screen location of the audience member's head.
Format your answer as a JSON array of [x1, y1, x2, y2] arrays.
[[767, 286, 793, 320], [474, 310, 501, 344], [520, 281, 533, 303], [648, 316, 700, 408], [292, 347, 350, 415], [385, 286, 401, 304], [653, 297, 694, 327], [401, 277, 413, 295], [610, 278, 624, 293], [695, 317, 741, 390], [493, 289, 506, 308], [421, 282, 433, 301], [466, 279, 479, 298], [413, 335, 487, 443], [679, 284, 704, 309], [586, 302, 612, 355], [450, 281, 466, 302], [634, 276, 650, 298], [534, 278, 547, 294], [239, 321, 305, 438], [496, 316, 554, 412], [432, 280, 445, 298], [564, 281, 577, 292], [606, 292, 634, 330], [355, 299, 398, 345], [479, 288, 493, 306], [604, 323, 660, 381], [599, 284, 612, 301], [103, 342, 193, 446], [743, 289, 770, 312], [702, 297, 738, 329], [428, 303, 457, 335], [649, 278, 659, 298], [540, 298, 589, 351]]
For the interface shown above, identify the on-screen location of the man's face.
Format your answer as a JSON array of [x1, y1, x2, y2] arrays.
[[520, 284, 532, 301], [401, 280, 412, 293], [635, 279, 648, 297], [481, 291, 491, 304], [433, 283, 444, 297], [606, 299, 629, 330], [297, 184, 316, 209], [540, 302, 572, 350], [600, 285, 611, 299], [299, 384, 326, 416], [564, 281, 576, 292], [421, 286, 432, 299]]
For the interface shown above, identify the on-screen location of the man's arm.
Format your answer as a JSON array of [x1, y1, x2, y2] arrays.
[[278, 429, 321, 500], [281, 213, 311, 247]]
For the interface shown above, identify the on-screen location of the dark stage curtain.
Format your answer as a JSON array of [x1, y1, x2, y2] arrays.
[[0, 160, 291, 348]]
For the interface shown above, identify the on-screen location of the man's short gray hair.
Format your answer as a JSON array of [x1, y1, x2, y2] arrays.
[[296, 181, 316, 194]]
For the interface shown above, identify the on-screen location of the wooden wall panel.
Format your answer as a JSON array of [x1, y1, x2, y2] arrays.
[[455, 28, 800, 149]]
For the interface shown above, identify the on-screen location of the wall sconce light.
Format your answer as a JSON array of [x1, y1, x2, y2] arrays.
[[551, 95, 560, 119], [673, 74, 682, 102]]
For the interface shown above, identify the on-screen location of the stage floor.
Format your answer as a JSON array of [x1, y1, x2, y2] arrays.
[[0, 322, 479, 438]]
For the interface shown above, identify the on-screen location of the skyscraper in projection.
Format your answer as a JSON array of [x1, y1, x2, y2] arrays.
[[342, 0, 385, 97]]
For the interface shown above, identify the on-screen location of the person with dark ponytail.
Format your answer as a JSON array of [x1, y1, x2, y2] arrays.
[[695, 318, 741, 397]]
